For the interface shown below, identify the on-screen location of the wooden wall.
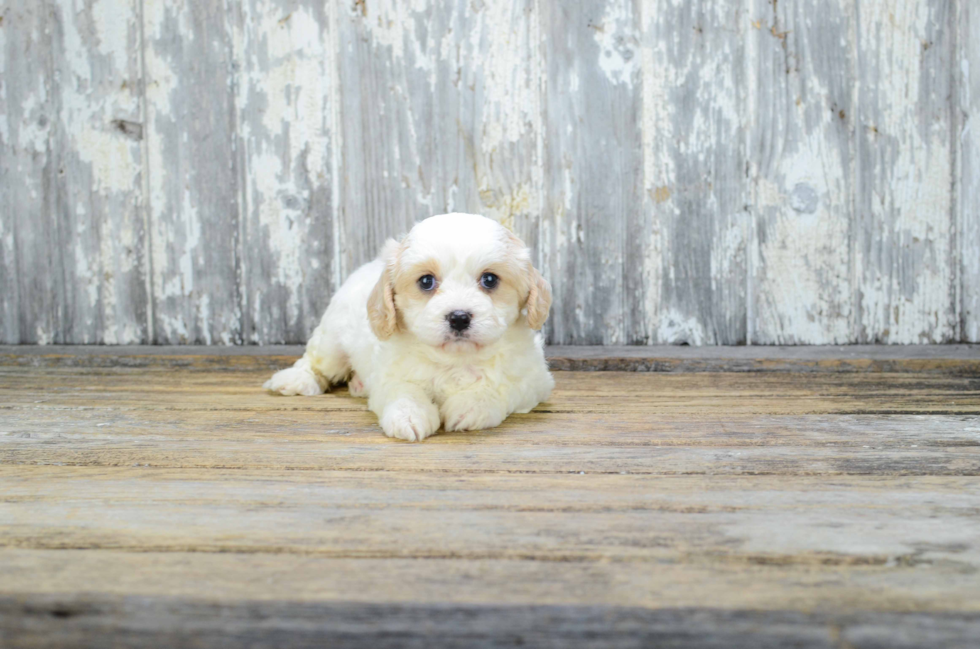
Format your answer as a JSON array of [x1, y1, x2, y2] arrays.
[[1, 0, 976, 345]]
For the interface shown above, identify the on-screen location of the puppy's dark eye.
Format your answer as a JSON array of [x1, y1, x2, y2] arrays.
[[418, 274, 436, 291], [480, 272, 499, 290]]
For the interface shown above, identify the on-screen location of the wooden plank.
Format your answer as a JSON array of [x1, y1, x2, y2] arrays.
[[748, 0, 855, 344], [3, 468, 979, 565], [336, 0, 541, 274], [236, 0, 337, 344], [854, 0, 956, 343], [49, 0, 149, 345], [639, 0, 749, 345], [3, 344, 980, 373], [0, 1, 146, 344], [2, 370, 978, 474], [142, 0, 243, 344], [959, 0, 980, 342], [2, 358, 979, 645], [3, 594, 978, 649], [0, 1, 60, 344], [2, 366, 979, 413], [541, 0, 641, 344]]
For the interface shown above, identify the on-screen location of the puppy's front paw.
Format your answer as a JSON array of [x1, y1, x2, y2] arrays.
[[263, 367, 325, 396], [381, 398, 440, 442], [348, 374, 368, 398], [441, 395, 507, 432]]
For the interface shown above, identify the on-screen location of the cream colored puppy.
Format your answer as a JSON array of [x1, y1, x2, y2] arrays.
[[263, 213, 554, 441]]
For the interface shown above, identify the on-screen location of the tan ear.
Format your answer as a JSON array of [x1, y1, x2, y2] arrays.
[[525, 265, 552, 330], [367, 239, 401, 340]]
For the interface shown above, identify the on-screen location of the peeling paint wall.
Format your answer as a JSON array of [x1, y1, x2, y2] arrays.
[[0, 0, 975, 345]]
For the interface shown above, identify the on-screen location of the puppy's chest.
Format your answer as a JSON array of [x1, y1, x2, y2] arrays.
[[431, 364, 487, 397]]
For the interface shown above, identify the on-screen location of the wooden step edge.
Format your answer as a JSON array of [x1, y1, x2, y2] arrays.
[[1, 345, 978, 373]]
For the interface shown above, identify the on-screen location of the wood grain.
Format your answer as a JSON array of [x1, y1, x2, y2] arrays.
[[3, 595, 978, 649], [1, 356, 979, 644], [142, 0, 243, 344], [236, 0, 338, 345], [541, 0, 641, 345], [1, 1, 977, 345], [641, 0, 748, 345], [748, 0, 855, 344], [854, 0, 956, 343], [959, 0, 980, 343]]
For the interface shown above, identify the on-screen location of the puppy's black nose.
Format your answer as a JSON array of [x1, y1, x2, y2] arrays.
[[447, 310, 472, 332]]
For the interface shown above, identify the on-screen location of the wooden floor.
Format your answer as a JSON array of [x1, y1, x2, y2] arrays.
[[1, 347, 979, 647]]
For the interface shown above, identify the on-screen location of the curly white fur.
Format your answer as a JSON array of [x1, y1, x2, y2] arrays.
[[264, 213, 554, 441]]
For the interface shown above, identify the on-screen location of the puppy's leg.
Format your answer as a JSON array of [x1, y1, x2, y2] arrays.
[[264, 328, 349, 397], [369, 383, 441, 442], [440, 386, 510, 433]]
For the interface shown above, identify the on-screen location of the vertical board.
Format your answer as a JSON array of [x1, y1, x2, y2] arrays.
[[960, 0, 980, 342], [143, 0, 243, 344], [640, 0, 748, 345], [0, 0, 146, 344], [336, 0, 542, 274], [0, 1, 59, 343], [854, 0, 955, 343], [50, 0, 148, 343], [236, 0, 337, 344], [541, 0, 642, 345], [748, 0, 855, 344]]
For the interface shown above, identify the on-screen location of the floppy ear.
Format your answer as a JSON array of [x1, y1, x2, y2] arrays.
[[524, 264, 552, 330], [367, 239, 401, 340]]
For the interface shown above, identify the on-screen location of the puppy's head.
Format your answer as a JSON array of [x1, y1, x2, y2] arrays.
[[367, 213, 551, 352]]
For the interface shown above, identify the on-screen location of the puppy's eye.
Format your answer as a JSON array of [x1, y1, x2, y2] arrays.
[[417, 274, 436, 291], [480, 272, 499, 290]]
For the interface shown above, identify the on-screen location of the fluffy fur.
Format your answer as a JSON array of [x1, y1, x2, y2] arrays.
[[263, 213, 554, 441]]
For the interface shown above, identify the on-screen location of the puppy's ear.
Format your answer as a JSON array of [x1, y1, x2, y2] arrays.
[[367, 239, 401, 340], [524, 264, 552, 330]]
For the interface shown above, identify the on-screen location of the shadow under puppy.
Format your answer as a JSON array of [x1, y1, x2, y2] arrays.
[[264, 213, 554, 441]]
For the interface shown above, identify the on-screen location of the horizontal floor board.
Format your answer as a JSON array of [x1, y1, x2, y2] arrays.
[[2, 344, 979, 373], [3, 594, 979, 649]]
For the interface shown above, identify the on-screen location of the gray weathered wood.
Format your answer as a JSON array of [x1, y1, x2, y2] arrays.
[[854, 0, 956, 343], [3, 595, 978, 649], [541, 0, 641, 345], [1, 0, 149, 344], [336, 0, 541, 274], [640, 0, 749, 345], [1, 0, 977, 345], [960, 0, 980, 343], [236, 0, 337, 344], [748, 0, 855, 344], [142, 0, 243, 344], [2, 343, 979, 373]]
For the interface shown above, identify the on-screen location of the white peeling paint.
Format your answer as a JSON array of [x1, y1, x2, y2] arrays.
[[593, 0, 638, 87]]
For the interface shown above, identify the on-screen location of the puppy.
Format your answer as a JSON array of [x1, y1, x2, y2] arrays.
[[264, 213, 554, 441]]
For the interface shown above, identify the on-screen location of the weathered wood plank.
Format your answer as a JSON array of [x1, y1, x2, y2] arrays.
[[49, 0, 149, 345], [3, 594, 978, 649], [748, 0, 855, 344], [236, 0, 337, 344], [2, 344, 979, 373], [3, 468, 979, 567], [336, 0, 541, 273], [639, 0, 749, 345], [1, 0, 147, 345], [142, 0, 243, 344], [541, 0, 641, 345], [2, 356, 979, 645], [854, 0, 956, 343], [0, 1, 60, 344], [959, 0, 980, 343]]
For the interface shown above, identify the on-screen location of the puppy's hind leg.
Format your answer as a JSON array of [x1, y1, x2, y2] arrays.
[[264, 331, 349, 397]]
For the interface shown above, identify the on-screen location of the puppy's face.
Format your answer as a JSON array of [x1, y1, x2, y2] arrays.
[[368, 213, 551, 352]]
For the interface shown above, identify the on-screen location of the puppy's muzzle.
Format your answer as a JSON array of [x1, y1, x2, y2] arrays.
[[447, 310, 472, 333]]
